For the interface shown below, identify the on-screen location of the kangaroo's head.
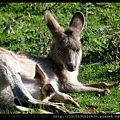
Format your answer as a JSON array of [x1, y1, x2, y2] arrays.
[[45, 11, 85, 72], [34, 64, 55, 101]]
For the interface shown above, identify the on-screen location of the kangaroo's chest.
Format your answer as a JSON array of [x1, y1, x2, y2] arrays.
[[18, 58, 36, 78], [51, 69, 78, 92]]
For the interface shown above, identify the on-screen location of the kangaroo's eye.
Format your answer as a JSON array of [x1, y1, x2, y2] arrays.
[[57, 48, 64, 54]]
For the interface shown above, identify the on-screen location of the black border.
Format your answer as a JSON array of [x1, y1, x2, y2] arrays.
[[0, 1, 120, 119], [0, 114, 120, 119]]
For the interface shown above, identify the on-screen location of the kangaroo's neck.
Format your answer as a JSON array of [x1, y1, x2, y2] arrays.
[[47, 55, 78, 76], [47, 55, 64, 72], [47, 54, 79, 88]]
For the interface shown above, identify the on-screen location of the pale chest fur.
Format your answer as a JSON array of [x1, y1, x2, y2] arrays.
[[51, 69, 79, 92], [63, 69, 78, 81]]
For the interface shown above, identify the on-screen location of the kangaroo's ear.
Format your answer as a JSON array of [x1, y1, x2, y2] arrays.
[[41, 84, 55, 101], [42, 84, 55, 95], [44, 10, 64, 38], [34, 64, 46, 81], [69, 12, 85, 34]]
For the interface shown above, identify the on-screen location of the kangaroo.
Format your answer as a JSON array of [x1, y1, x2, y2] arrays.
[[0, 10, 119, 114], [0, 48, 70, 114]]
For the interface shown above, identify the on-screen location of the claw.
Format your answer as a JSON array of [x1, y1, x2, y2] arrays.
[[104, 89, 111, 95], [60, 95, 80, 108], [97, 88, 111, 97], [66, 98, 80, 108], [113, 81, 120, 87]]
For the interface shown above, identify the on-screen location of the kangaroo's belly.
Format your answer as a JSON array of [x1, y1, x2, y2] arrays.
[[19, 58, 36, 78]]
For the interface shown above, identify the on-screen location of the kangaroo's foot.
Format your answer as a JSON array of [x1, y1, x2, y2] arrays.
[[14, 98, 70, 114], [96, 88, 111, 97]]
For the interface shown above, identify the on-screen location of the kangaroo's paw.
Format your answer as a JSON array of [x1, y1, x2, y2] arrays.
[[104, 88, 111, 95], [60, 94, 80, 108], [65, 96, 80, 108], [112, 81, 120, 88], [55, 92, 80, 108], [97, 88, 111, 97]]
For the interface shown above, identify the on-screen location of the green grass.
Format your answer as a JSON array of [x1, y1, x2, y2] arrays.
[[76, 63, 120, 114], [0, 2, 120, 114]]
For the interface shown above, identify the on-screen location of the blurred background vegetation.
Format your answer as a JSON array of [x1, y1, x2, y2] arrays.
[[0, 2, 120, 65]]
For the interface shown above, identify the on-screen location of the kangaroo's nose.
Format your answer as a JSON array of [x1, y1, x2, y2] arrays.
[[67, 62, 76, 71]]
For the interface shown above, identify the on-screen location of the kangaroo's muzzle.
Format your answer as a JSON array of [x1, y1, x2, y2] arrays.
[[66, 50, 76, 71], [67, 62, 76, 71]]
